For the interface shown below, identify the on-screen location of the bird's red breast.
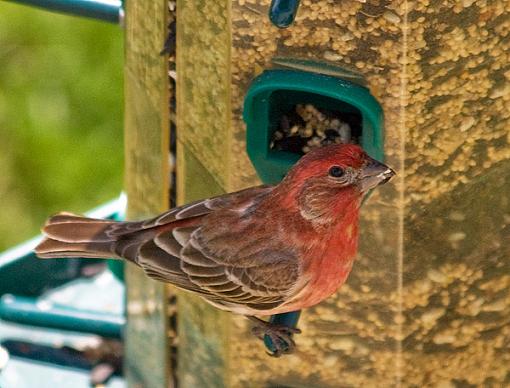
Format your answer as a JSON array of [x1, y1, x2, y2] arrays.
[[259, 195, 361, 315]]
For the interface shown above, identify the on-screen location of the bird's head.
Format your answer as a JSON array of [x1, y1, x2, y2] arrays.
[[276, 144, 395, 223]]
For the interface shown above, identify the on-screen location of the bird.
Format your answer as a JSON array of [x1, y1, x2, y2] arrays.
[[35, 144, 395, 356]]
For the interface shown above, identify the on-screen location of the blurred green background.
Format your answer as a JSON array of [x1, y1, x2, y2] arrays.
[[0, 2, 124, 251]]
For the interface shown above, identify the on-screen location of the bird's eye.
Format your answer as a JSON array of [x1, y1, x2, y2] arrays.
[[328, 166, 344, 178]]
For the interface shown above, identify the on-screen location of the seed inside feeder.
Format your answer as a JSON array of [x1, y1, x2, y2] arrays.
[[270, 103, 362, 154]]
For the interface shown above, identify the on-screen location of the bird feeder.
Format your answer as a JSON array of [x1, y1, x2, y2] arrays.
[[173, 0, 510, 386]]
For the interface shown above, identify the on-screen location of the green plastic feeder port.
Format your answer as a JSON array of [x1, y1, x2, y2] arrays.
[[243, 69, 384, 185]]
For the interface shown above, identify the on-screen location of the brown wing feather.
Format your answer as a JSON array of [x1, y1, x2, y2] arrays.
[[137, 185, 273, 230], [37, 185, 297, 313], [128, 185, 299, 312]]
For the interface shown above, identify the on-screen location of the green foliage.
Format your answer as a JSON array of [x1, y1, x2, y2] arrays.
[[0, 3, 123, 250]]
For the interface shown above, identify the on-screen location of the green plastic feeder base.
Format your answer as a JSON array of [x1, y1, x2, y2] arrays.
[[0, 197, 125, 337], [0, 295, 124, 338], [243, 68, 384, 185]]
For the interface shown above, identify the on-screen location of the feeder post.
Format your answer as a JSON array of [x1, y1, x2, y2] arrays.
[[123, 1, 172, 387]]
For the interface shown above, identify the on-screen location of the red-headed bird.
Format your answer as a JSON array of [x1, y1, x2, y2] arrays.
[[35, 144, 394, 355]]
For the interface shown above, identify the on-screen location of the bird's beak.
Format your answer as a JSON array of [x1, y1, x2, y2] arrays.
[[358, 157, 395, 192]]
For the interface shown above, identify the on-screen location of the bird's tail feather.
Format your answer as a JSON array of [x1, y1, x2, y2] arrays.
[[35, 212, 121, 259]]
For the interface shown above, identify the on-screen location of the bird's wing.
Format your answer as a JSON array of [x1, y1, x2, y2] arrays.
[[136, 224, 299, 311], [131, 185, 300, 311], [36, 184, 300, 311], [107, 185, 273, 236]]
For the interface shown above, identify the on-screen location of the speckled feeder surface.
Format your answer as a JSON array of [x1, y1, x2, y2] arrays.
[[175, 0, 510, 386]]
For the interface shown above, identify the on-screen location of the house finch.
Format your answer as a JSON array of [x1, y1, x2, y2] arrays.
[[35, 144, 394, 355]]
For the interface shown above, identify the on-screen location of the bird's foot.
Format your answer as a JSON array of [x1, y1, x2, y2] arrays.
[[249, 317, 301, 357]]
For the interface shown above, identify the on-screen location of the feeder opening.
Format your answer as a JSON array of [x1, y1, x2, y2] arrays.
[[268, 90, 363, 156]]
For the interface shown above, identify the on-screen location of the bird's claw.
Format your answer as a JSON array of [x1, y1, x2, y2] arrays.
[[251, 321, 301, 357]]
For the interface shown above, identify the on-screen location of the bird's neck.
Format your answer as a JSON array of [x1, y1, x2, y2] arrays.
[[260, 183, 362, 247], [281, 180, 362, 226]]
